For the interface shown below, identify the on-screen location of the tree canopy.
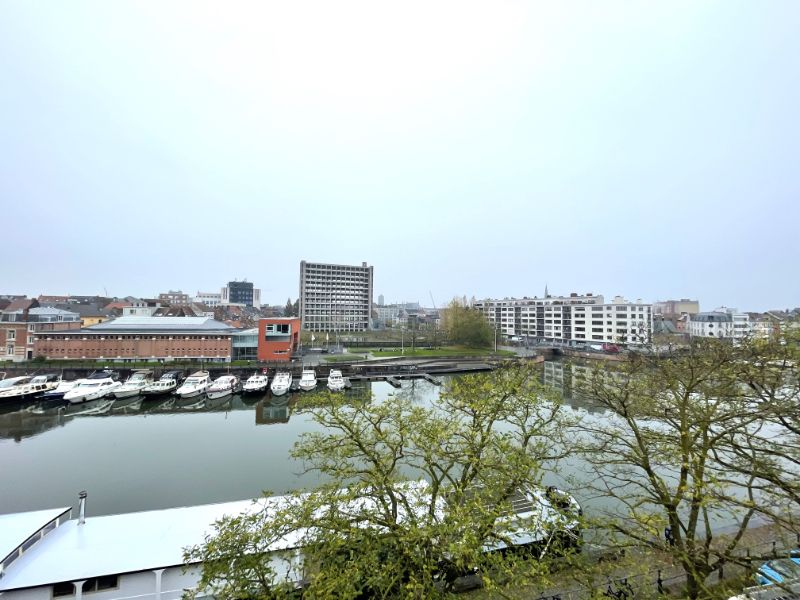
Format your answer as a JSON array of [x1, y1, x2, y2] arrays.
[[185, 364, 577, 599], [441, 297, 493, 348]]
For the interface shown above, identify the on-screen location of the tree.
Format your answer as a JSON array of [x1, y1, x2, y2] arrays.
[[284, 298, 294, 317], [575, 338, 798, 599], [185, 364, 577, 599], [441, 297, 493, 348]]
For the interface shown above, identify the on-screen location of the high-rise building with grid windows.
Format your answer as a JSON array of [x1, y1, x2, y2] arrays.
[[299, 261, 373, 332]]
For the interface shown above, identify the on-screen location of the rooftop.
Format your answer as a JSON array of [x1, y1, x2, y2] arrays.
[[0, 499, 296, 592], [0, 507, 70, 566], [83, 316, 234, 333]]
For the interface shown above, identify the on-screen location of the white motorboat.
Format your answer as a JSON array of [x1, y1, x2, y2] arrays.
[[41, 378, 85, 401], [0, 374, 60, 401], [206, 375, 242, 400], [113, 370, 154, 399], [141, 370, 184, 397], [243, 372, 269, 394], [64, 371, 122, 404], [175, 371, 211, 399], [298, 369, 317, 392], [327, 369, 346, 392], [270, 371, 292, 396]]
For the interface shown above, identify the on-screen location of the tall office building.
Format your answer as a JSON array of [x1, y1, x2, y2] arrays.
[[299, 261, 373, 332], [221, 281, 261, 308]]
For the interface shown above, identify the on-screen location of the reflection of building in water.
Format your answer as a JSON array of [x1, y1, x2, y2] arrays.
[[0, 405, 67, 442], [255, 398, 290, 425], [542, 361, 607, 414]]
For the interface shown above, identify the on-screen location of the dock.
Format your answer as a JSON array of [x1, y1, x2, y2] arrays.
[[423, 374, 441, 386], [385, 376, 402, 388]]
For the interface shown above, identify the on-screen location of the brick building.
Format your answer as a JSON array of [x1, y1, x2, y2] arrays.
[[257, 317, 301, 362], [2, 301, 81, 362], [34, 316, 234, 362]]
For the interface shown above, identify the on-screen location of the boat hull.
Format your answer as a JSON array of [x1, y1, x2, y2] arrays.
[[113, 388, 143, 399], [242, 384, 267, 394], [298, 382, 317, 391]]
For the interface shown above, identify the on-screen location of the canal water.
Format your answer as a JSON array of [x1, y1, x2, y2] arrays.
[[0, 378, 450, 517], [0, 361, 713, 524]]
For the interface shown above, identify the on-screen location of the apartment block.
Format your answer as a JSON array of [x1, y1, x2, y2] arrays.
[[299, 261, 373, 332], [475, 292, 653, 345]]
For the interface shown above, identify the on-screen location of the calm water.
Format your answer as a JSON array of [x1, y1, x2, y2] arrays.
[[0, 363, 672, 522], [0, 378, 450, 517]]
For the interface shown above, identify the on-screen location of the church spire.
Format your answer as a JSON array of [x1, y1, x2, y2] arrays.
[[544, 283, 549, 298]]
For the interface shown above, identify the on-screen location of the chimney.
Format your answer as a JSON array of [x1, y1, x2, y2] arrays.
[[78, 491, 87, 525]]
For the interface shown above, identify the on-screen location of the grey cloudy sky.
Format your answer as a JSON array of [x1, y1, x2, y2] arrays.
[[1, 1, 798, 311]]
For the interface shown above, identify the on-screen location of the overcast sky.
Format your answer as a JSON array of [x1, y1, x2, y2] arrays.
[[1, 2, 798, 311]]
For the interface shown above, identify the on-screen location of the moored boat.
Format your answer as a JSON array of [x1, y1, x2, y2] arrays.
[[0, 374, 60, 402], [112, 370, 154, 398], [175, 371, 211, 399], [298, 369, 317, 392], [243, 372, 269, 394], [206, 375, 242, 400], [141, 370, 184, 397], [41, 378, 85, 401], [63, 371, 121, 404], [327, 369, 345, 392], [270, 371, 292, 396]]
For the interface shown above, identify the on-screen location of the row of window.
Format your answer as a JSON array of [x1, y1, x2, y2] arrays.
[[53, 575, 118, 597]]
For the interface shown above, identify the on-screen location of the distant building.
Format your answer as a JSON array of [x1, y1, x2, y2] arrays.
[[158, 290, 189, 305], [257, 317, 301, 362], [34, 316, 234, 362], [122, 299, 162, 317], [1, 300, 81, 361], [687, 308, 751, 340], [299, 261, 373, 332], [193, 291, 222, 308], [654, 299, 700, 317], [475, 292, 653, 345], [221, 281, 261, 308], [378, 294, 384, 306], [52, 302, 112, 327]]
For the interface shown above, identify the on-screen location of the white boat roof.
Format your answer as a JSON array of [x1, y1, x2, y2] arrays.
[[0, 499, 299, 592], [0, 507, 70, 564]]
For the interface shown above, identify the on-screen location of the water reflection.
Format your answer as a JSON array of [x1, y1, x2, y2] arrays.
[[542, 360, 609, 414]]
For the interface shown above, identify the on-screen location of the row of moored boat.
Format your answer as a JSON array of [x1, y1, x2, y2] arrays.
[[0, 368, 348, 404]]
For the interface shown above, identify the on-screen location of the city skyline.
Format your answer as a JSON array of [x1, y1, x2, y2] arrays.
[[2, 2, 798, 312]]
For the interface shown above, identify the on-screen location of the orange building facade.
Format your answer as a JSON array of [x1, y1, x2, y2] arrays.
[[257, 318, 300, 362]]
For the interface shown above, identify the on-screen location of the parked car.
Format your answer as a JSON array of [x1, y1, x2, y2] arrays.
[[756, 554, 800, 585]]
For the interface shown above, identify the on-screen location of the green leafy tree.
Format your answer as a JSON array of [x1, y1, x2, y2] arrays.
[[185, 364, 577, 599], [575, 338, 800, 599], [441, 297, 493, 348]]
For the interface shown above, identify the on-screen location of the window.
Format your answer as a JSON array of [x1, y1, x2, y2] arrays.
[[28, 336, 34, 344], [6, 345, 13, 356], [53, 582, 75, 597], [82, 576, 118, 593], [7, 329, 15, 340]]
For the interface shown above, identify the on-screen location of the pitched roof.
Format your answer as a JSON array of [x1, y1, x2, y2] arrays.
[[3, 298, 38, 313]]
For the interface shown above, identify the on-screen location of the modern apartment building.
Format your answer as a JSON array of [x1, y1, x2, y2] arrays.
[[299, 261, 373, 332], [475, 292, 653, 345]]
